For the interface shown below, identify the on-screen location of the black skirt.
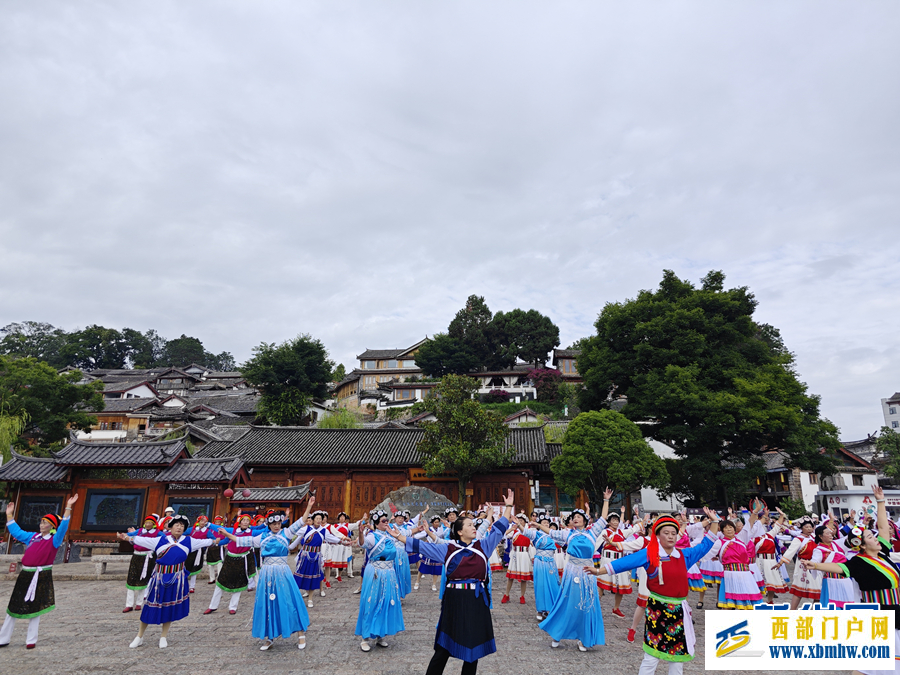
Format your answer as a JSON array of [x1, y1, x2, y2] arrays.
[[185, 547, 206, 576], [127, 554, 156, 590], [434, 586, 496, 662], [206, 545, 222, 565], [7, 568, 55, 619], [216, 553, 252, 592]]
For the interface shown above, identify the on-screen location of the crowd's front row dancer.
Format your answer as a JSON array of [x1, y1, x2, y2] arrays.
[[119, 514, 218, 648], [0, 494, 78, 649], [215, 496, 324, 651], [803, 485, 900, 675], [392, 488, 516, 675], [589, 507, 720, 675]]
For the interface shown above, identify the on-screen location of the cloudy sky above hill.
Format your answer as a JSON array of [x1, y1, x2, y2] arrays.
[[1, 2, 898, 439]]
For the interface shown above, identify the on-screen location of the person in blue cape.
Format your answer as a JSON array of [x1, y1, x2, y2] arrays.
[[391, 489, 515, 675], [355, 508, 406, 652], [529, 488, 614, 651]]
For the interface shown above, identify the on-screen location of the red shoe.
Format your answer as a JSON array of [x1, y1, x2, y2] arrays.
[[627, 629, 636, 643], [519, 596, 526, 604], [26, 644, 35, 650], [135, 605, 142, 611], [325, 581, 332, 589], [229, 610, 236, 615], [122, 607, 133, 613], [612, 608, 626, 619], [501, 595, 510, 604], [207, 580, 216, 584], [336, 576, 342, 582], [203, 609, 216, 615], [189, 589, 195, 594]]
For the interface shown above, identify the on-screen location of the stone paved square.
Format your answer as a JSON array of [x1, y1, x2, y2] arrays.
[[0, 560, 834, 675]]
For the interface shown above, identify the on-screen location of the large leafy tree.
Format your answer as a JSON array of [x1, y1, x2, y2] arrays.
[[0, 356, 105, 447], [417, 374, 512, 507], [242, 334, 332, 426], [876, 427, 900, 480], [414, 333, 478, 377], [551, 410, 669, 503], [59, 325, 152, 369], [489, 308, 560, 368], [448, 295, 494, 369], [162, 335, 207, 366], [577, 270, 840, 504], [0, 322, 69, 368]]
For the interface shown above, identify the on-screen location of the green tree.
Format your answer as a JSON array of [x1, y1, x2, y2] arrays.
[[162, 335, 208, 366], [242, 334, 333, 426], [0, 406, 29, 465], [577, 270, 840, 504], [876, 427, 900, 480], [414, 333, 478, 377], [0, 356, 105, 446], [207, 351, 237, 371], [317, 407, 363, 429], [489, 309, 560, 368], [332, 363, 347, 383], [550, 410, 669, 502], [60, 325, 139, 369], [778, 497, 809, 519], [0, 322, 69, 368], [448, 295, 494, 369], [417, 374, 512, 507]]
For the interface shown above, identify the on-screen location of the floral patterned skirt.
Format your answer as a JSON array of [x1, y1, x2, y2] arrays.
[[643, 593, 694, 663]]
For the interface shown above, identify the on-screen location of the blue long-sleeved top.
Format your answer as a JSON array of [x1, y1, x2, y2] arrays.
[[607, 532, 716, 583]]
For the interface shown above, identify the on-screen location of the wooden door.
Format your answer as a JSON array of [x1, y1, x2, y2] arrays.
[[350, 472, 407, 520]]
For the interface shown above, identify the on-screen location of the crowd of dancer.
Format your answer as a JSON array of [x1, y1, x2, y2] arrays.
[[3, 484, 900, 675]]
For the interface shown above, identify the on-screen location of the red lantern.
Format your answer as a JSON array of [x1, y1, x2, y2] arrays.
[[223, 488, 234, 498], [242, 489, 251, 498]]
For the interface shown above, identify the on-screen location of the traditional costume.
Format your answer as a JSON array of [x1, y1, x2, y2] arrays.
[[717, 534, 763, 609], [607, 516, 716, 674], [506, 531, 534, 582], [207, 523, 257, 614], [355, 518, 405, 647], [779, 526, 821, 602], [521, 527, 562, 617], [125, 517, 162, 611], [407, 516, 509, 671], [597, 523, 635, 595], [234, 514, 311, 646], [204, 516, 225, 584], [186, 520, 212, 591], [121, 517, 217, 628], [539, 511, 608, 649], [754, 522, 788, 596], [0, 513, 69, 648], [811, 534, 858, 608], [291, 518, 344, 597]]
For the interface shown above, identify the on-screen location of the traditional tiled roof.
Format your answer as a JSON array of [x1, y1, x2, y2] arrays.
[[186, 394, 259, 414], [100, 379, 158, 394], [157, 456, 245, 483], [504, 407, 539, 423], [229, 480, 313, 502], [194, 425, 547, 467], [192, 415, 252, 430], [96, 397, 159, 412], [0, 451, 69, 482], [405, 411, 436, 424], [474, 364, 536, 376], [553, 349, 581, 359], [887, 392, 900, 404], [53, 437, 188, 466]]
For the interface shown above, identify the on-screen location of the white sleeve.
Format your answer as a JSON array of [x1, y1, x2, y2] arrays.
[[781, 537, 802, 562]]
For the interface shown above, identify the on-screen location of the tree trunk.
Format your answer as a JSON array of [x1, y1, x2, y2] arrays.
[[458, 475, 469, 511]]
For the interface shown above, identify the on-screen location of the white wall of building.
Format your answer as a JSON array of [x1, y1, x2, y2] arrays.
[[638, 439, 685, 513], [882, 397, 900, 431], [799, 468, 879, 513]]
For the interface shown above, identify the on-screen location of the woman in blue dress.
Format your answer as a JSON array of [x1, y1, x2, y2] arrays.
[[531, 488, 613, 652], [516, 516, 561, 620], [355, 508, 405, 652], [391, 510, 413, 597], [416, 516, 447, 592], [217, 497, 345, 651], [391, 489, 515, 675], [118, 514, 217, 649]]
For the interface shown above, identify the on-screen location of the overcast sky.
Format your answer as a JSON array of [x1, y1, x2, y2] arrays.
[[1, 2, 898, 440]]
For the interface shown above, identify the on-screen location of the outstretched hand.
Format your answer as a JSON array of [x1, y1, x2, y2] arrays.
[[603, 487, 613, 501], [873, 485, 885, 501], [66, 493, 79, 508], [502, 489, 515, 507], [5, 502, 14, 519]]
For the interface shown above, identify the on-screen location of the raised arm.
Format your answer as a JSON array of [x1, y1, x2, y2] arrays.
[[600, 487, 613, 521], [874, 485, 890, 543]]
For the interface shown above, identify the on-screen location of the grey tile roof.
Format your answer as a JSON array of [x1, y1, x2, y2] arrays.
[[54, 437, 188, 466], [157, 456, 245, 483], [192, 416, 252, 430], [186, 394, 259, 414], [553, 349, 581, 358], [191, 426, 546, 467], [101, 379, 157, 393], [97, 397, 159, 412], [357, 348, 409, 360], [0, 451, 69, 482], [229, 480, 313, 502]]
